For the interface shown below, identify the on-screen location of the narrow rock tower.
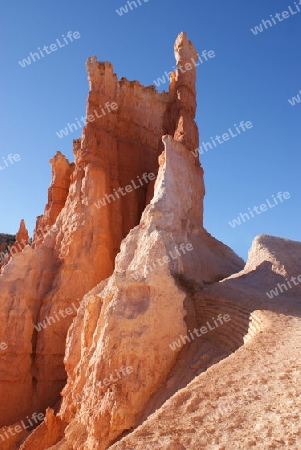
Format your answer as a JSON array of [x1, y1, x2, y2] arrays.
[[166, 32, 200, 160], [15, 219, 29, 246]]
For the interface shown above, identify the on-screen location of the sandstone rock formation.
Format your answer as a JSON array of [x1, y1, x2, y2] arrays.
[[0, 220, 29, 269], [166, 32, 199, 155], [15, 220, 29, 247], [0, 31, 300, 450], [33, 152, 73, 246], [52, 133, 243, 450]]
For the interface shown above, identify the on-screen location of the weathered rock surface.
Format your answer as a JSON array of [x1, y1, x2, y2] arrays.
[[1, 30, 300, 450], [19, 409, 67, 450], [0, 421, 29, 450], [50, 133, 243, 450], [166, 32, 199, 155], [0, 220, 29, 269], [108, 235, 301, 450], [1, 31, 214, 433], [0, 30, 198, 432], [33, 152, 73, 246], [15, 219, 29, 246]]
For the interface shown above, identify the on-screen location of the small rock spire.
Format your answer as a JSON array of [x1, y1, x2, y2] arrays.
[[165, 32, 200, 160], [15, 219, 29, 245]]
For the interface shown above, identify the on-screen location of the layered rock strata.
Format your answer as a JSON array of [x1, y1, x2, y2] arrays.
[[33, 152, 73, 246], [1, 31, 249, 450], [51, 135, 244, 450]]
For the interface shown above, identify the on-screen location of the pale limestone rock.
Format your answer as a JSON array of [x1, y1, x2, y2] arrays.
[[108, 235, 301, 450]]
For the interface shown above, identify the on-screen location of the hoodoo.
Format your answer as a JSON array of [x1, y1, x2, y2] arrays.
[[0, 32, 300, 450]]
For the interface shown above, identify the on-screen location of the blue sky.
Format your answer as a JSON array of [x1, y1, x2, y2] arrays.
[[1, 0, 300, 260]]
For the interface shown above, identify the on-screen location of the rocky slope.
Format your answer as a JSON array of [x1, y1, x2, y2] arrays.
[[0, 233, 15, 264], [108, 235, 301, 449], [0, 233, 15, 248]]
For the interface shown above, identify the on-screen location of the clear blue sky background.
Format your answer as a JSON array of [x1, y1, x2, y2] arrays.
[[1, 0, 300, 260]]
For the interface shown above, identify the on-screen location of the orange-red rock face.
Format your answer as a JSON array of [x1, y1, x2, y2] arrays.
[[33, 151, 73, 247], [0, 220, 29, 270], [15, 219, 29, 246], [0, 31, 246, 449], [83, 57, 169, 240]]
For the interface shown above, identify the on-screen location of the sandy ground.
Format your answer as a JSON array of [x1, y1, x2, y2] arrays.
[[109, 237, 301, 450], [109, 309, 301, 449]]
